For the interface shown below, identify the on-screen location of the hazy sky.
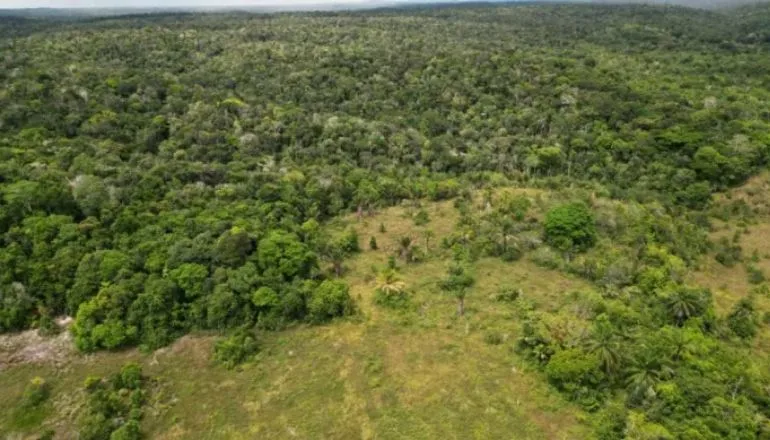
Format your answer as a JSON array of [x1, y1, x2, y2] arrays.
[[0, 0, 383, 8]]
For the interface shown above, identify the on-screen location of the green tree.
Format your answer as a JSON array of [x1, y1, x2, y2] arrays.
[[727, 297, 758, 339], [544, 203, 596, 253], [71, 175, 110, 218], [307, 280, 353, 323], [440, 263, 475, 316], [585, 315, 623, 377]]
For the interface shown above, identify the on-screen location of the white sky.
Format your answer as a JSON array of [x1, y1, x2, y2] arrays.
[[0, 0, 385, 8]]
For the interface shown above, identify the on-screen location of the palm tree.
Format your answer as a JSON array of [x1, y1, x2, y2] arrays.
[[585, 320, 623, 377], [665, 288, 706, 326], [625, 349, 674, 403], [662, 327, 696, 362], [376, 269, 406, 297]]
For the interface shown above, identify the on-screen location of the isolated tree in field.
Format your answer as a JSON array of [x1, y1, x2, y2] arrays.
[[376, 269, 406, 297], [440, 263, 475, 316], [544, 202, 596, 253], [398, 236, 414, 263], [374, 268, 409, 307]]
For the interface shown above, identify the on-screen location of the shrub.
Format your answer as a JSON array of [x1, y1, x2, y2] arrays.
[[530, 247, 563, 270], [79, 363, 147, 440], [109, 420, 142, 440], [307, 280, 354, 323], [499, 245, 523, 262], [213, 329, 259, 369], [714, 237, 742, 267], [369, 236, 378, 250], [483, 331, 503, 345], [545, 348, 606, 409], [37, 429, 55, 440], [116, 363, 143, 390], [495, 287, 521, 302], [341, 228, 360, 253], [728, 297, 758, 339], [22, 377, 50, 408], [747, 265, 766, 285], [413, 209, 430, 226]]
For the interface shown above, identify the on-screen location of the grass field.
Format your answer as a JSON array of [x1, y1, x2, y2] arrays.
[[1, 191, 591, 440], [690, 172, 770, 361]]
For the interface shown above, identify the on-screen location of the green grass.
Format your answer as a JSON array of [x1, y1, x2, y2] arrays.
[[0, 194, 591, 439]]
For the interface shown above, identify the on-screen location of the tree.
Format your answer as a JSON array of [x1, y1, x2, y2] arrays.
[[727, 297, 758, 339], [307, 280, 353, 323], [398, 236, 414, 263], [70, 175, 110, 218], [375, 268, 408, 308], [440, 263, 475, 316], [663, 287, 709, 327], [257, 230, 318, 282], [625, 349, 674, 404], [322, 241, 347, 277], [544, 202, 596, 253], [369, 236, 378, 250], [167, 263, 209, 299], [214, 227, 253, 267], [585, 315, 623, 377]]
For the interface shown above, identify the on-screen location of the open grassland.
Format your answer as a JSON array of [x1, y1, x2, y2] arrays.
[[691, 172, 770, 313], [690, 171, 770, 360]]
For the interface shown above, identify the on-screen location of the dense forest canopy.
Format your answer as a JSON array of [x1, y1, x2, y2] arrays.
[[2, 3, 770, 438]]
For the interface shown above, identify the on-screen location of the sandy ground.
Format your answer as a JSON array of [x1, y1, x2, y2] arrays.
[[0, 318, 75, 371]]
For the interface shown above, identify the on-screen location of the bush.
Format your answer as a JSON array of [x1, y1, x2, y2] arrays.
[[369, 236, 378, 250], [413, 209, 430, 226], [483, 331, 503, 345], [341, 228, 360, 253], [38, 429, 55, 440], [747, 265, 766, 285], [495, 287, 521, 302], [374, 289, 410, 309], [79, 363, 147, 440], [307, 280, 354, 323], [22, 377, 50, 408], [714, 237, 742, 267], [213, 329, 259, 369], [109, 420, 142, 440], [728, 297, 758, 339], [530, 247, 563, 270], [545, 348, 606, 409], [544, 202, 596, 253], [116, 363, 143, 390], [499, 245, 523, 262]]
